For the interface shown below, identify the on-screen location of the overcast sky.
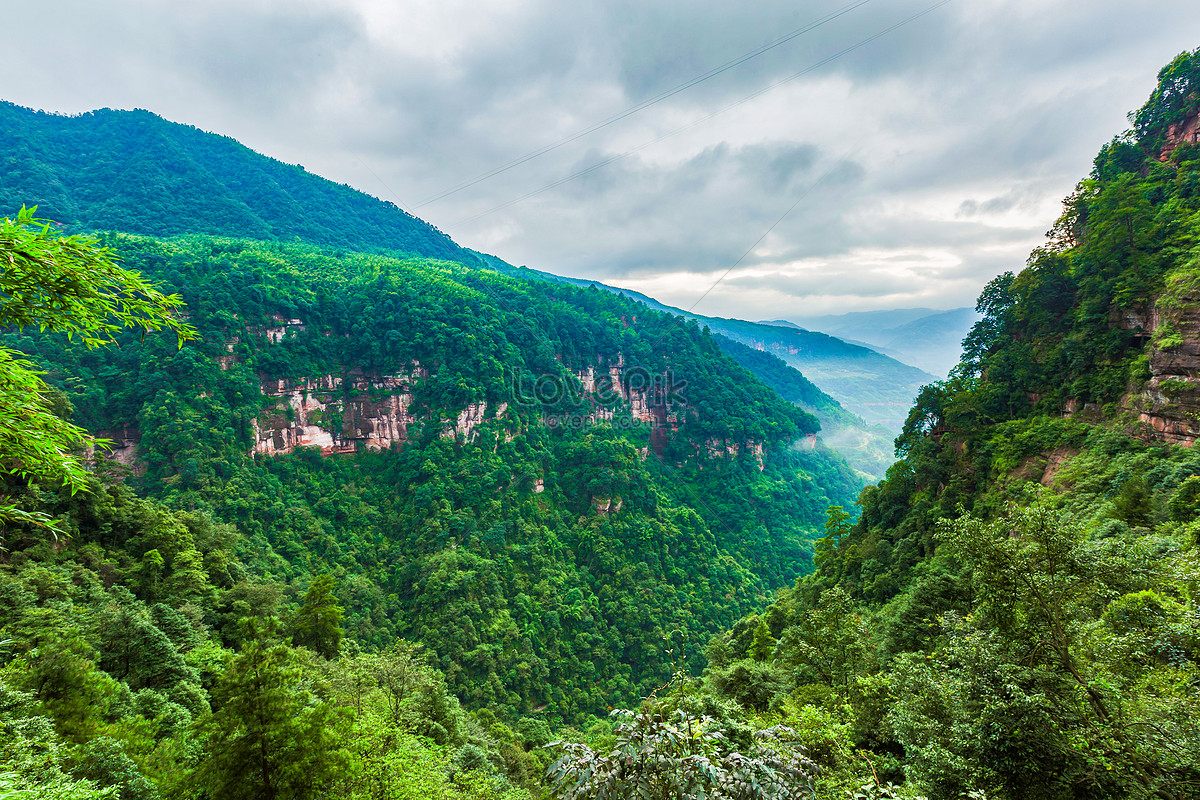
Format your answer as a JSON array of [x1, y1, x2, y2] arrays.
[[5, 0, 1199, 319]]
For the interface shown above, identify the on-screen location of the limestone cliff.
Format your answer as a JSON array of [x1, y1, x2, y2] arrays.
[[251, 372, 422, 456]]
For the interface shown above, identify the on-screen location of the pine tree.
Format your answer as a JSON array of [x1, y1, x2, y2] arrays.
[[291, 575, 345, 659], [195, 625, 348, 800], [748, 619, 777, 662]]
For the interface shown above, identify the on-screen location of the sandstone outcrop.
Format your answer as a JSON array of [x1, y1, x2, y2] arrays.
[[1159, 110, 1200, 161]]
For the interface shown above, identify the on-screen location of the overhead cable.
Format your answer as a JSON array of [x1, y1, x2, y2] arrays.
[[410, 0, 875, 209]]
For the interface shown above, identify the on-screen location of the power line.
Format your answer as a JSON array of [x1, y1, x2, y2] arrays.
[[686, 147, 860, 315], [409, 0, 875, 210], [446, 0, 953, 230]]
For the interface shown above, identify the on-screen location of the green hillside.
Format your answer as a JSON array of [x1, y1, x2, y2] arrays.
[[2, 228, 863, 716], [482, 257, 935, 433], [678, 47, 1200, 799], [0, 102, 470, 261], [0, 212, 868, 796], [0, 100, 918, 465], [695, 315, 935, 431]]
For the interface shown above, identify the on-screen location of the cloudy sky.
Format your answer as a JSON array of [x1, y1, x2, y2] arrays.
[[5, 0, 1199, 320]]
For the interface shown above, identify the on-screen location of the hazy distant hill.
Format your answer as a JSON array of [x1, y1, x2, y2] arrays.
[[713, 338, 897, 477], [780, 307, 981, 376], [483, 257, 934, 434], [0, 102, 470, 261]]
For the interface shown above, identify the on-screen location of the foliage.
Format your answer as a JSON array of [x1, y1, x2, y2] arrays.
[[546, 707, 815, 800], [0, 208, 192, 528], [195, 626, 349, 800], [1131, 46, 1200, 146]]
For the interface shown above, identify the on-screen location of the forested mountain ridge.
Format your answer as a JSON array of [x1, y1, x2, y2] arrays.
[[0, 102, 470, 262], [1, 99, 915, 475], [480, 256, 934, 435], [688, 48, 1200, 799], [3, 229, 864, 719]]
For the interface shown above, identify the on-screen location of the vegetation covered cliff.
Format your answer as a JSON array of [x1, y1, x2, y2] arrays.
[[686, 47, 1200, 800]]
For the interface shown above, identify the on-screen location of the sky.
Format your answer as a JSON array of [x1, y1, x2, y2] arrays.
[[5, 0, 1200, 321]]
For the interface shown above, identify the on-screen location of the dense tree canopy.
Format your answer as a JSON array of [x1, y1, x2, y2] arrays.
[[0, 207, 192, 528]]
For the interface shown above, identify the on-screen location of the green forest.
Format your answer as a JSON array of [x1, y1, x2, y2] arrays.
[[3, 46, 1200, 800]]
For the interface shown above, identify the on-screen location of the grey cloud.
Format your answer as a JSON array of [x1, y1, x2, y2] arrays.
[[165, 4, 363, 113], [5, 0, 1200, 317]]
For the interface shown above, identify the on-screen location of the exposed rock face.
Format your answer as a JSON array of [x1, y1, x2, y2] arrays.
[[96, 335, 778, 474], [1159, 110, 1200, 161], [570, 358, 681, 456], [245, 315, 307, 344], [93, 427, 144, 474], [698, 438, 766, 470], [216, 336, 240, 371], [1122, 291, 1200, 445], [252, 372, 422, 456]]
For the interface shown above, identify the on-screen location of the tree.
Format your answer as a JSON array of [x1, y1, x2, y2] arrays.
[[195, 625, 348, 800], [889, 500, 1200, 799], [291, 574, 345, 659], [1131, 46, 1200, 145], [0, 207, 193, 528], [547, 707, 815, 800], [747, 620, 776, 662]]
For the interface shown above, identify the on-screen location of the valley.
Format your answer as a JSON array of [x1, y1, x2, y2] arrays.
[[2, 42, 1200, 800]]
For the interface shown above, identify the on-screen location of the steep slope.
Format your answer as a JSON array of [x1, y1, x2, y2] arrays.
[[4, 231, 863, 720], [0, 102, 470, 261], [692, 47, 1200, 800], [480, 257, 932, 435]]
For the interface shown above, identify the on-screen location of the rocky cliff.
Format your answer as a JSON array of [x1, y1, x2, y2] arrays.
[[1121, 285, 1200, 445], [251, 371, 425, 456], [97, 343, 769, 468]]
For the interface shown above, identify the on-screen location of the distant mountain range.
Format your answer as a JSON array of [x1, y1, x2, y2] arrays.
[[0, 101, 937, 472], [768, 307, 982, 377]]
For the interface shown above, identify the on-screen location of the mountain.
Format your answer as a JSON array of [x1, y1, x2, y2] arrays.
[[4, 42, 1200, 800], [684, 315, 935, 431], [779, 306, 982, 377], [0, 102, 471, 262], [697, 46, 1200, 798], [2, 230, 864, 722], [0, 102, 921, 460], [481, 258, 932, 438]]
